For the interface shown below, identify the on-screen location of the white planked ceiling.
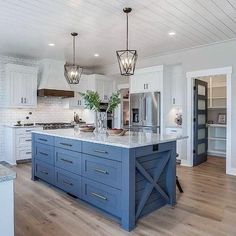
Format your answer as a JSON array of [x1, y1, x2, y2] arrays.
[[0, 0, 236, 68]]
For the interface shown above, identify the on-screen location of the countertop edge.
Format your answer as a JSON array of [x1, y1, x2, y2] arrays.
[[32, 130, 188, 149]]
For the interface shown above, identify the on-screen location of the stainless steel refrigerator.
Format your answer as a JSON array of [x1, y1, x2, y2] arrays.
[[129, 92, 160, 133]]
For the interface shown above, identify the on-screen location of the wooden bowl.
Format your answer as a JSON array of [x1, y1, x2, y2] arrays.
[[107, 129, 125, 136], [79, 126, 95, 132]]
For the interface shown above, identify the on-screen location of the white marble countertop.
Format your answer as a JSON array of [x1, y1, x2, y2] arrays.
[[32, 129, 188, 148], [0, 165, 16, 182]]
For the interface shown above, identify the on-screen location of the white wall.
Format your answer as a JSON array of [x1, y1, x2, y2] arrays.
[[95, 40, 236, 168]]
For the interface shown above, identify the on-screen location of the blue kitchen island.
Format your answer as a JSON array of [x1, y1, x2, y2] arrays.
[[31, 129, 183, 231]]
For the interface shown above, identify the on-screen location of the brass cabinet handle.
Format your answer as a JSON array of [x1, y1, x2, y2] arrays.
[[94, 149, 108, 154], [94, 168, 108, 174], [26, 151, 32, 154], [63, 180, 73, 186], [39, 151, 48, 156], [60, 158, 73, 164], [60, 142, 72, 147], [25, 139, 32, 142], [91, 192, 107, 201], [40, 170, 48, 175]]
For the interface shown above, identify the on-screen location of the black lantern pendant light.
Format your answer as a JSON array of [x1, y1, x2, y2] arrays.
[[64, 32, 83, 84], [116, 8, 138, 76]]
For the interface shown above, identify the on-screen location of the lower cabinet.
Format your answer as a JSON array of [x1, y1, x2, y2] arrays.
[[33, 136, 122, 219], [35, 160, 55, 185], [55, 168, 81, 198], [81, 178, 121, 218]]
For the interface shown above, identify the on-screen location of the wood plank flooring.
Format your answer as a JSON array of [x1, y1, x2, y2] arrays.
[[12, 157, 236, 236]]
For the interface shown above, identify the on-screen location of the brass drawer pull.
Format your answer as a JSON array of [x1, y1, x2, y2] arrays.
[[94, 149, 108, 154], [60, 142, 73, 147], [39, 138, 47, 142], [91, 192, 107, 201], [39, 151, 48, 156], [63, 180, 73, 186], [40, 170, 48, 175], [94, 168, 108, 174], [60, 158, 73, 164]]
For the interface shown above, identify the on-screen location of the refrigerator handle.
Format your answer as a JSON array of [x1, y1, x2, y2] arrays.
[[143, 95, 146, 121]]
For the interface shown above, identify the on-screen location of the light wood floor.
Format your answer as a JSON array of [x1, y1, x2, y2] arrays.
[[13, 157, 236, 236]]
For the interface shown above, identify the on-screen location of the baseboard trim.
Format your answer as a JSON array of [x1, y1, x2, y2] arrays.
[[226, 167, 236, 176], [180, 159, 193, 167]]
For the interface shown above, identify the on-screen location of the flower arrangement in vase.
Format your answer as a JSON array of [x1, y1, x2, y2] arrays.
[[80, 91, 120, 134]]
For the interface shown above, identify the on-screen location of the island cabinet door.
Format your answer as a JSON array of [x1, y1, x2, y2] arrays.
[[34, 134, 54, 146], [55, 137, 82, 153], [55, 148, 82, 175], [81, 178, 122, 218], [35, 143, 54, 165], [82, 142, 122, 161], [35, 160, 55, 185], [82, 154, 122, 189], [55, 168, 81, 198]]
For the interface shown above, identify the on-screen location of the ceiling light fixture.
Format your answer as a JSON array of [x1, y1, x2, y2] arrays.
[[168, 31, 176, 36], [116, 7, 138, 76], [48, 43, 55, 46], [64, 32, 83, 85], [94, 53, 99, 57]]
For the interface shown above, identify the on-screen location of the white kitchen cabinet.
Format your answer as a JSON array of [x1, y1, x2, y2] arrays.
[[4, 64, 38, 108], [68, 92, 85, 108], [5, 126, 43, 165], [69, 74, 114, 108], [164, 64, 183, 106], [68, 75, 89, 109], [130, 66, 163, 93], [95, 75, 114, 102]]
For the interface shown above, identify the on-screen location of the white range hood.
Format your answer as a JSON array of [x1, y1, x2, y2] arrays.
[[37, 59, 74, 97]]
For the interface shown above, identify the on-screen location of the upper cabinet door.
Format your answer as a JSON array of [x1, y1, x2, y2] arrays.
[[130, 66, 163, 94], [5, 64, 38, 108]]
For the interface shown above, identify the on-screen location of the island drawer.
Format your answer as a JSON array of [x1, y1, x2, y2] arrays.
[[35, 160, 54, 185], [55, 167, 81, 198], [55, 137, 82, 152], [81, 178, 121, 218], [82, 154, 121, 189], [55, 148, 82, 175], [135, 142, 175, 157], [82, 142, 122, 161], [35, 143, 54, 165], [34, 134, 54, 146]]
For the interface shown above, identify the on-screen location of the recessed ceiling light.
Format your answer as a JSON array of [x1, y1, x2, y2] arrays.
[[94, 53, 99, 57], [48, 43, 55, 46], [168, 31, 176, 36]]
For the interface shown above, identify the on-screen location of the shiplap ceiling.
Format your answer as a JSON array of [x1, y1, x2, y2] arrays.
[[0, 0, 236, 68]]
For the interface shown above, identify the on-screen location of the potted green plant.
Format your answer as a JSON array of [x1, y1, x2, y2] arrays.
[[80, 91, 120, 134]]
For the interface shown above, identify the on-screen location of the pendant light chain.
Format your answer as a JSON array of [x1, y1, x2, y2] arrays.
[[73, 35, 75, 66], [126, 12, 129, 50]]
